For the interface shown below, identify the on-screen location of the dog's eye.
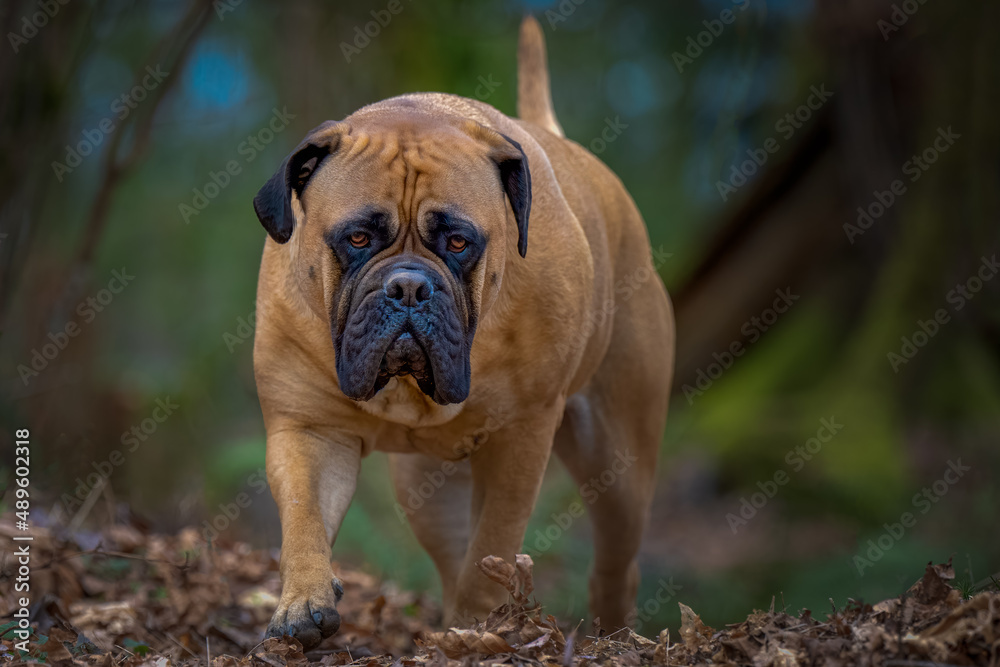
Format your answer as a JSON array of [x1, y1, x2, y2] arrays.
[[349, 231, 370, 248], [447, 236, 468, 253]]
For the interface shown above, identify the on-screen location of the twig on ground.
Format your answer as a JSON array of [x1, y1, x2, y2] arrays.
[[162, 631, 199, 660]]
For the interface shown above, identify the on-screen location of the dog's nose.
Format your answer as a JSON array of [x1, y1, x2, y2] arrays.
[[384, 270, 434, 307]]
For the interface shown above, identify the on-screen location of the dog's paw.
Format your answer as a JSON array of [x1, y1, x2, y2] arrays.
[[265, 578, 344, 650]]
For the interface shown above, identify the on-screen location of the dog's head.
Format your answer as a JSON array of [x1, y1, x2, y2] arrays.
[[252, 110, 530, 405]]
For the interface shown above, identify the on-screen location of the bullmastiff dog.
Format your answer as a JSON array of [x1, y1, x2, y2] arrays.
[[252, 16, 674, 648]]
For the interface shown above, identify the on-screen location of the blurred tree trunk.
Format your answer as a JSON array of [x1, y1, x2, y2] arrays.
[[0, 0, 98, 324], [670, 0, 999, 396]]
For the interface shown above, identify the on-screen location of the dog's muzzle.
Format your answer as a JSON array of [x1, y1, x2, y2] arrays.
[[335, 262, 471, 405]]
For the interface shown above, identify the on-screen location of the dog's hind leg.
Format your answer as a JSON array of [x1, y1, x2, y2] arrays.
[[554, 279, 674, 630], [389, 453, 472, 612]]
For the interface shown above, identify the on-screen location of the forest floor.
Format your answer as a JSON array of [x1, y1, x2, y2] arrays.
[[1, 514, 998, 666]]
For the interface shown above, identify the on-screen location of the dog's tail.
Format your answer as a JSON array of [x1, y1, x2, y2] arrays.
[[517, 15, 564, 137]]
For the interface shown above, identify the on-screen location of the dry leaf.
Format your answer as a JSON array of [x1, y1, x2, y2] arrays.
[[678, 602, 713, 650], [476, 557, 517, 594], [420, 628, 514, 659]]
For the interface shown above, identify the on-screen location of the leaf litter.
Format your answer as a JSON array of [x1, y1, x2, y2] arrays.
[[2, 515, 998, 666]]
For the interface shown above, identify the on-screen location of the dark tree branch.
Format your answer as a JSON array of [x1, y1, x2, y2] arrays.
[[73, 0, 214, 271]]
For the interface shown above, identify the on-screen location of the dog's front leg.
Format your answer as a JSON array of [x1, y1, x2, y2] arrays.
[[264, 426, 361, 649]]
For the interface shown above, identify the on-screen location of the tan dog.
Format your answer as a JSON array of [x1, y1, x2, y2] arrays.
[[252, 16, 674, 649]]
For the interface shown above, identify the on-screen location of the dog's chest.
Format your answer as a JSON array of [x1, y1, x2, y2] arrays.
[[373, 419, 479, 461], [356, 376, 463, 427], [364, 378, 505, 460]]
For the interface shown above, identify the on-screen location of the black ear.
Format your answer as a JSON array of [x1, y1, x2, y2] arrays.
[[462, 122, 533, 258], [496, 134, 532, 258], [252, 121, 344, 243]]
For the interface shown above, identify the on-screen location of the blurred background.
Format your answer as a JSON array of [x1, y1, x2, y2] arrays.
[[1, 0, 998, 636]]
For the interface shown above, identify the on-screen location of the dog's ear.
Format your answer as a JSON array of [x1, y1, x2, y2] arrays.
[[495, 134, 532, 258], [463, 122, 532, 258], [253, 121, 346, 243]]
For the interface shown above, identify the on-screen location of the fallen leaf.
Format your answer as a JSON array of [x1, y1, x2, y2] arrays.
[[678, 602, 713, 650], [420, 628, 514, 659]]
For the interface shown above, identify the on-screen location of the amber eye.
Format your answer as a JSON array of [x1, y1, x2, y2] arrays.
[[349, 231, 370, 248], [447, 236, 468, 253]]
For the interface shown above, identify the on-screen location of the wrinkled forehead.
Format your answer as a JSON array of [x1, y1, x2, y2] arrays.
[[301, 115, 504, 235]]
